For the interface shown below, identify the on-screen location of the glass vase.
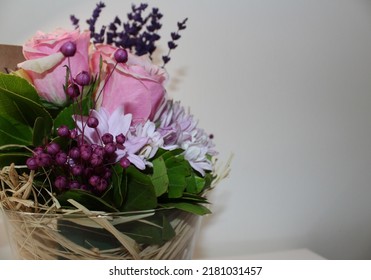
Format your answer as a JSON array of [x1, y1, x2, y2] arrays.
[[1, 208, 202, 260]]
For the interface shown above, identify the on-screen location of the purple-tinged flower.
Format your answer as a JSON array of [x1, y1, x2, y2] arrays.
[[158, 100, 216, 176], [74, 107, 148, 169]]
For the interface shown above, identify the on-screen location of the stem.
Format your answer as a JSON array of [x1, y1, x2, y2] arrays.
[[93, 62, 118, 108]]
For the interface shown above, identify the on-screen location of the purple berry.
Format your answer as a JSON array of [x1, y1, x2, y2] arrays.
[[75, 71, 91, 86], [80, 144, 92, 160], [71, 164, 84, 176], [93, 146, 105, 157], [69, 180, 80, 189], [87, 116, 99, 128], [104, 143, 117, 154], [66, 83, 80, 99], [26, 157, 39, 170], [119, 157, 131, 168], [35, 153, 52, 167], [69, 147, 80, 159], [96, 178, 108, 193], [89, 175, 100, 187], [84, 167, 94, 178], [57, 125, 70, 137], [55, 151, 68, 165], [90, 153, 103, 167], [102, 133, 113, 144], [115, 133, 126, 144], [54, 176, 68, 191], [80, 185, 89, 191], [33, 147, 44, 155], [70, 128, 78, 139], [60, 41, 77, 57], [46, 142, 60, 155], [103, 168, 112, 179], [114, 48, 128, 63]]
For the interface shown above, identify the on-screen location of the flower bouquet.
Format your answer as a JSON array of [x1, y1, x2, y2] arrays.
[[0, 2, 230, 260]]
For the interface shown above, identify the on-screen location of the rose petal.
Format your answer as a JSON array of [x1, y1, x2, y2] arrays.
[[17, 52, 64, 73]]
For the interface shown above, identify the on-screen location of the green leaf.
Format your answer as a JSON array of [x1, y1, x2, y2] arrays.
[[122, 166, 157, 211], [56, 189, 119, 213], [160, 202, 211, 215], [0, 73, 53, 138], [186, 173, 208, 194], [0, 150, 30, 166], [32, 117, 48, 146], [166, 160, 191, 198], [111, 164, 127, 209], [53, 95, 92, 132], [151, 157, 169, 197], [116, 211, 175, 245], [0, 73, 41, 103], [0, 114, 33, 146]]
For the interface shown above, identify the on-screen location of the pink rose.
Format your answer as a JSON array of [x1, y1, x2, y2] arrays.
[[91, 44, 168, 124], [17, 28, 90, 105]]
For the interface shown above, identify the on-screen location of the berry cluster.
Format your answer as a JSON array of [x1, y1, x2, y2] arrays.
[[25, 39, 130, 194], [26, 123, 130, 194]]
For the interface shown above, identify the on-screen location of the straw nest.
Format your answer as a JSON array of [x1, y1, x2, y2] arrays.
[[0, 164, 201, 260]]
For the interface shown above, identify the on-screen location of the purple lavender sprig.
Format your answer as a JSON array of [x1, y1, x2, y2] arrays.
[[71, 2, 186, 65], [162, 18, 187, 66]]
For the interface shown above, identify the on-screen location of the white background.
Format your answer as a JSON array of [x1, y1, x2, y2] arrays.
[[1, 0, 371, 260]]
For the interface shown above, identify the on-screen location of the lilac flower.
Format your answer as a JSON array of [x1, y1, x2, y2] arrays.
[[74, 107, 148, 169], [133, 121, 164, 163], [158, 101, 217, 176]]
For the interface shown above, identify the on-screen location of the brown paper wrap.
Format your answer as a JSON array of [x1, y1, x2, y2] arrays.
[[0, 44, 24, 73]]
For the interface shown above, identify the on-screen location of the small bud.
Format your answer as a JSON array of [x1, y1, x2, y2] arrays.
[[55, 151, 68, 165], [69, 147, 81, 160], [102, 133, 114, 144], [104, 143, 117, 154], [115, 133, 126, 144], [35, 153, 52, 167], [96, 178, 108, 193], [114, 48, 128, 63], [69, 180, 80, 189], [119, 157, 131, 168], [60, 41, 77, 57], [54, 176, 68, 191], [89, 175, 100, 187], [57, 125, 70, 137], [87, 116, 99, 128], [90, 153, 103, 167], [80, 144, 93, 160], [93, 146, 105, 157], [75, 71, 91, 86], [66, 83, 80, 99], [26, 157, 39, 170], [46, 142, 60, 155], [71, 165, 84, 176]]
